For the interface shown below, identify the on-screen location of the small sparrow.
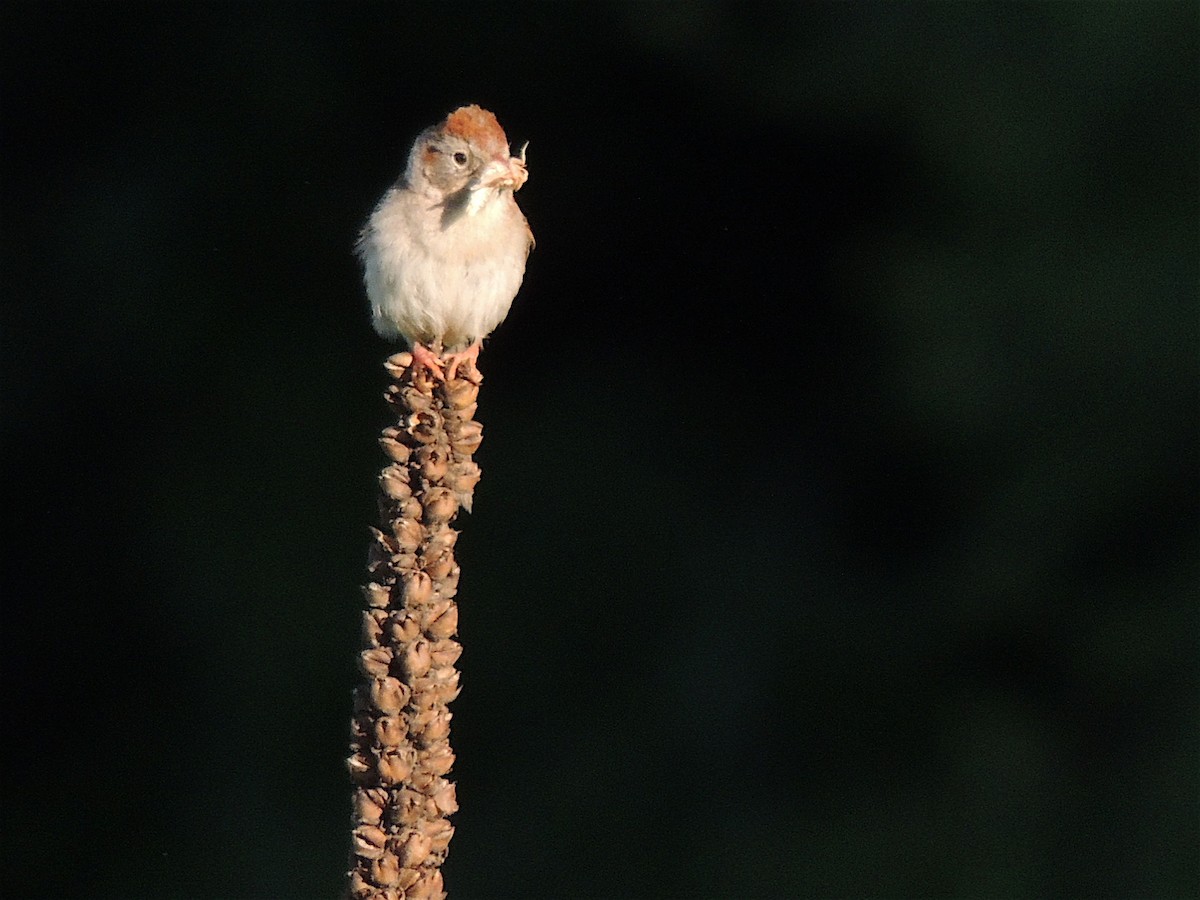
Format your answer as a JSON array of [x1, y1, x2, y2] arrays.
[[357, 105, 534, 380]]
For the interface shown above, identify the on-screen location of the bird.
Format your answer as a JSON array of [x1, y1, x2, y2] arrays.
[[357, 105, 534, 380]]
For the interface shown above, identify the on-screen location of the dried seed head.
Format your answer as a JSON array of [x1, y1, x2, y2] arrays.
[[384, 788, 425, 828], [369, 853, 401, 888], [428, 778, 458, 816], [441, 378, 480, 410], [429, 639, 462, 668], [402, 638, 433, 679], [353, 787, 388, 826], [378, 427, 412, 464], [423, 601, 458, 639], [422, 487, 458, 525], [361, 609, 386, 646], [407, 866, 445, 900], [393, 829, 434, 868], [377, 748, 415, 785], [374, 716, 407, 747], [391, 516, 424, 553], [352, 824, 389, 860], [384, 352, 414, 379], [369, 677, 410, 715], [361, 582, 392, 609], [424, 818, 455, 854], [416, 444, 451, 482], [422, 550, 455, 581], [420, 743, 456, 776], [379, 465, 412, 500], [346, 751, 373, 781], [416, 711, 451, 744], [447, 419, 483, 455], [407, 411, 442, 444], [357, 647, 394, 678], [387, 611, 421, 644], [400, 571, 434, 606]]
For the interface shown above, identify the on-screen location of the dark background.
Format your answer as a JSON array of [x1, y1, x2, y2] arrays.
[[2, 3, 1197, 898]]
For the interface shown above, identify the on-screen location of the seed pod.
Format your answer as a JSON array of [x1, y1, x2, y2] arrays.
[[374, 716, 407, 747], [429, 639, 462, 667], [393, 829, 433, 868], [400, 571, 434, 606], [423, 601, 458, 639], [379, 465, 412, 500], [361, 609, 386, 647], [361, 582, 392, 609], [428, 778, 458, 816], [358, 647, 394, 678], [351, 824, 389, 860], [447, 419, 483, 455], [391, 516, 424, 553], [369, 677, 409, 715], [353, 787, 388, 826], [378, 427, 412, 464], [441, 378, 479, 410], [370, 852, 401, 888], [415, 444, 450, 482], [384, 352, 414, 378], [384, 788, 425, 828], [402, 638, 433, 679], [387, 611, 421, 644], [377, 749, 415, 785], [422, 487, 458, 525]]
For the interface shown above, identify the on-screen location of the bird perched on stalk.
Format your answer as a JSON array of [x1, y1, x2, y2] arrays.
[[357, 105, 534, 380]]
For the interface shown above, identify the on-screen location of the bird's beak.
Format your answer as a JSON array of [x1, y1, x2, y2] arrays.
[[475, 144, 529, 192]]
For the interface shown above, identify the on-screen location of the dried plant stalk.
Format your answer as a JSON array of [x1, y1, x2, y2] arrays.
[[345, 351, 484, 900]]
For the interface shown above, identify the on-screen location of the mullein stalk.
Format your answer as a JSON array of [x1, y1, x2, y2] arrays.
[[345, 350, 483, 900]]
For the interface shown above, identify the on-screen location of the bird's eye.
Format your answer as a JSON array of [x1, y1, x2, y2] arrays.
[[453, 152, 468, 166]]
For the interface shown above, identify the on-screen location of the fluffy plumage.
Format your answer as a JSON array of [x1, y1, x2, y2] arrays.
[[357, 105, 533, 378]]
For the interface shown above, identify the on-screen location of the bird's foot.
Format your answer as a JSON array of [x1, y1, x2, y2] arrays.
[[442, 341, 482, 382], [411, 343, 446, 380]]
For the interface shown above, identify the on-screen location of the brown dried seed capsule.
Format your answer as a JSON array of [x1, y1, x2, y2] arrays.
[[377, 749, 415, 785], [407, 867, 444, 900], [429, 778, 459, 816], [422, 488, 458, 525], [429, 639, 462, 668], [424, 818, 455, 854], [423, 601, 458, 639], [441, 378, 480, 410], [351, 824, 389, 860], [369, 853, 401, 888], [400, 571, 433, 606], [384, 351, 414, 378], [420, 743, 456, 776], [398, 496, 423, 522], [438, 565, 461, 598], [361, 582, 392, 609], [448, 419, 483, 455], [353, 787, 388, 826], [391, 516, 424, 553], [407, 411, 441, 444], [402, 638, 433, 678], [362, 609, 387, 646], [446, 460, 482, 496], [422, 550, 455, 581], [379, 465, 412, 501], [394, 867, 421, 891], [416, 445, 450, 482], [416, 711, 451, 744], [387, 611, 421, 644], [346, 868, 374, 900], [369, 677, 409, 715], [374, 716, 407, 747], [357, 647, 393, 678], [393, 830, 433, 868], [378, 427, 412, 464], [422, 528, 459, 556], [387, 551, 418, 576], [384, 788, 425, 828], [346, 751, 372, 781], [399, 385, 434, 414]]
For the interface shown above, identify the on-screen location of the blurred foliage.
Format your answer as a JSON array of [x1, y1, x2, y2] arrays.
[[1, 2, 1196, 898]]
